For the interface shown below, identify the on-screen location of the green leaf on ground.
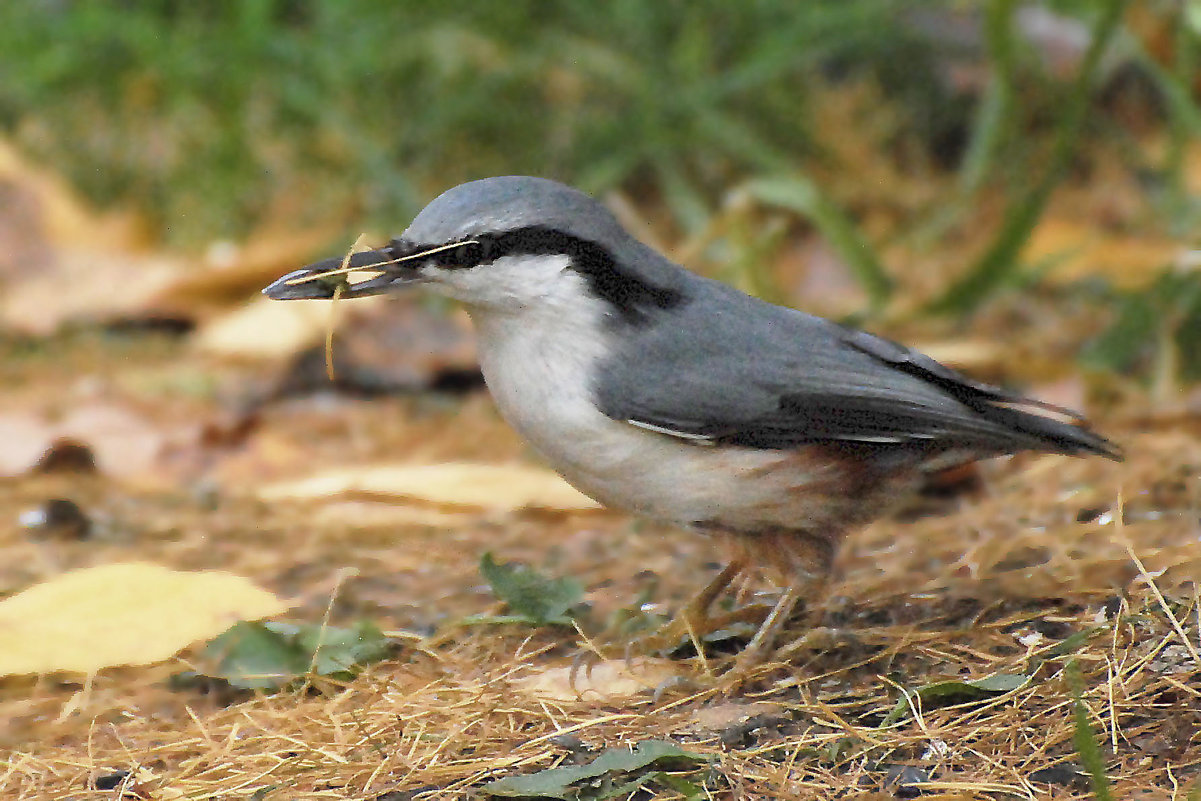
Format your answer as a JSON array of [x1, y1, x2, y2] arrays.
[[484, 739, 709, 799], [882, 672, 1029, 726], [477, 553, 584, 626], [198, 620, 392, 691]]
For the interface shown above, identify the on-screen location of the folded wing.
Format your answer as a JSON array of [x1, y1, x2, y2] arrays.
[[594, 277, 1120, 460]]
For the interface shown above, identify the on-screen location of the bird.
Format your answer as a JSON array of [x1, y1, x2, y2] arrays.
[[263, 175, 1120, 670]]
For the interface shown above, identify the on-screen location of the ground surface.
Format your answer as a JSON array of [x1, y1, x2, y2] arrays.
[[2, 5, 1199, 795], [0, 324, 1198, 801]]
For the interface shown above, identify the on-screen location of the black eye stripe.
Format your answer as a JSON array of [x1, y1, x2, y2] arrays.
[[387, 226, 683, 323], [450, 242, 480, 267]]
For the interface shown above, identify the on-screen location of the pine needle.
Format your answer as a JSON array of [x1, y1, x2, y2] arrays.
[[325, 281, 344, 383], [323, 234, 370, 382]]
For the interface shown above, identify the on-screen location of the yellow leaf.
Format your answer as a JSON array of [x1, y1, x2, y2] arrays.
[[312, 500, 477, 529], [194, 293, 385, 359], [1024, 218, 1179, 289], [513, 659, 681, 702], [0, 563, 289, 676], [257, 462, 603, 513]]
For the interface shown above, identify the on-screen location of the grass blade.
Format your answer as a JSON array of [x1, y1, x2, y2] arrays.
[[746, 175, 893, 311], [1066, 659, 1114, 801], [956, 0, 1018, 197], [929, 0, 1128, 315]]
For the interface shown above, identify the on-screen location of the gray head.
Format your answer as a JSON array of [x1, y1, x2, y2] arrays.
[[264, 176, 686, 322], [404, 176, 628, 248]]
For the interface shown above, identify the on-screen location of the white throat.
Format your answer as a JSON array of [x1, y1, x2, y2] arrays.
[[442, 253, 646, 502], [464, 255, 613, 448], [421, 253, 584, 313]]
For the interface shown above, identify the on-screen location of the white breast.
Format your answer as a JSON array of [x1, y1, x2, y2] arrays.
[[467, 261, 658, 502], [460, 256, 839, 532]]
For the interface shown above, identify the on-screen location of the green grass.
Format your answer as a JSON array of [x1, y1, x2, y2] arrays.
[[2, 0, 1197, 328], [0, 1, 924, 245]]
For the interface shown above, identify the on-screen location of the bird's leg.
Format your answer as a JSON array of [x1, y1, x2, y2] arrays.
[[727, 574, 833, 675], [721, 530, 836, 681], [632, 558, 747, 662], [680, 557, 748, 633], [725, 582, 803, 676]]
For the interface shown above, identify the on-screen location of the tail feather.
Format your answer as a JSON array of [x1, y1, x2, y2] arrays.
[[978, 399, 1122, 461]]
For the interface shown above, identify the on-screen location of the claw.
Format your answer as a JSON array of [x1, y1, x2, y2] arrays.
[[774, 626, 857, 661], [568, 647, 604, 694]]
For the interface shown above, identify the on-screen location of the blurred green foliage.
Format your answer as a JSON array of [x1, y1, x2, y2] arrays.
[[1, 0, 931, 244], [1082, 270, 1201, 386], [3, 0, 1200, 339]]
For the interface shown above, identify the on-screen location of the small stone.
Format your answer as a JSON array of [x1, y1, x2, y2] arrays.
[[89, 770, 130, 790], [32, 438, 97, 474], [884, 764, 928, 797], [1028, 762, 1087, 789], [19, 498, 92, 539]]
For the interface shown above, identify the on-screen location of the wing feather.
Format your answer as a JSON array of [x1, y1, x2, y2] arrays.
[[594, 276, 1119, 460]]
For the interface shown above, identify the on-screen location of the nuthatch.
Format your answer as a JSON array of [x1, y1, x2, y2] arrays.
[[265, 176, 1119, 667]]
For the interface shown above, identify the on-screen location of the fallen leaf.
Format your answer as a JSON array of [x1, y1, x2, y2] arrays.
[[312, 501, 476, 529], [256, 462, 602, 513], [686, 701, 787, 734], [0, 175, 48, 284], [0, 404, 174, 479], [484, 740, 709, 799], [193, 294, 385, 359], [284, 300, 478, 392], [152, 224, 347, 313], [205, 428, 314, 488], [882, 673, 1030, 727], [0, 413, 62, 476], [1, 248, 184, 335], [194, 619, 392, 691], [198, 293, 479, 398], [0, 137, 351, 333], [0, 563, 289, 676], [514, 659, 681, 702], [0, 137, 146, 252], [477, 553, 584, 626]]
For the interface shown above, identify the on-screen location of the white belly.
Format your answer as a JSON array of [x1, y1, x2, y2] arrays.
[[470, 306, 843, 533]]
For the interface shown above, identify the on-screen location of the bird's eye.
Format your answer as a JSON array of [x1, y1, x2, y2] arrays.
[[476, 236, 499, 262], [450, 241, 482, 269], [446, 237, 500, 269]]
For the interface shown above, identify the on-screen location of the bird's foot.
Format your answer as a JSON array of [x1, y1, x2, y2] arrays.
[[773, 626, 855, 661], [622, 560, 750, 667], [731, 586, 802, 666], [715, 625, 856, 693], [627, 603, 768, 657]]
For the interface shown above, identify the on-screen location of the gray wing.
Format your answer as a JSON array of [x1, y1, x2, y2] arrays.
[[594, 277, 1119, 459]]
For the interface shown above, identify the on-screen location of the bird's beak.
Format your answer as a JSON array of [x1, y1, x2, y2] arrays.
[[262, 249, 421, 300]]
